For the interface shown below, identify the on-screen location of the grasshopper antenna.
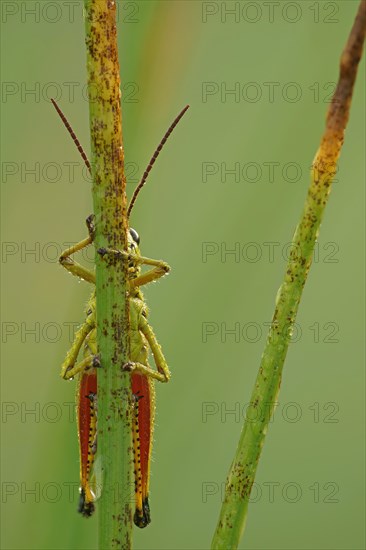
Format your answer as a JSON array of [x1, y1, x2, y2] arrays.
[[51, 98, 91, 174], [127, 105, 190, 218]]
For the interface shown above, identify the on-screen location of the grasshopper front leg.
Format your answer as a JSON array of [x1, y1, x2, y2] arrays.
[[60, 214, 96, 284]]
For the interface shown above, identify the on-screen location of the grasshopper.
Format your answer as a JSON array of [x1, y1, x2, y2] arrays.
[[52, 99, 189, 527]]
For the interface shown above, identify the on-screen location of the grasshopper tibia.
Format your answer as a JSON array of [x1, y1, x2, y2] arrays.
[[92, 354, 102, 369]]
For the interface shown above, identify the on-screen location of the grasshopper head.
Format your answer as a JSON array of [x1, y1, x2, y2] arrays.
[[127, 228, 141, 280], [129, 227, 140, 254]]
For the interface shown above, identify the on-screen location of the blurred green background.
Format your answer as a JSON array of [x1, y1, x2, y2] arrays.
[[1, 1, 365, 549]]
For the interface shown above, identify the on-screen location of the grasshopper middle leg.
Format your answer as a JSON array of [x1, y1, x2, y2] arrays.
[[123, 315, 171, 383]]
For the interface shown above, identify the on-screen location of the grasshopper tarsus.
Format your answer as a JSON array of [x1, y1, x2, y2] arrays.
[[97, 247, 107, 257], [86, 391, 97, 402], [97, 247, 129, 268], [122, 361, 135, 373], [97, 246, 123, 259], [97, 246, 125, 258], [86, 214, 95, 240], [132, 391, 144, 403], [92, 354, 102, 369]]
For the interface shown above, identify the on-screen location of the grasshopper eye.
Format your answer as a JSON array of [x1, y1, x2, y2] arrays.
[[129, 228, 140, 245]]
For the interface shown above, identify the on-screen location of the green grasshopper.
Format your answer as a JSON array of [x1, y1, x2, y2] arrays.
[[52, 99, 189, 527]]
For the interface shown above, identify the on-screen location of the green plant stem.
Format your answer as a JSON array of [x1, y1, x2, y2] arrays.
[[83, 1, 132, 548], [212, 2, 366, 548]]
